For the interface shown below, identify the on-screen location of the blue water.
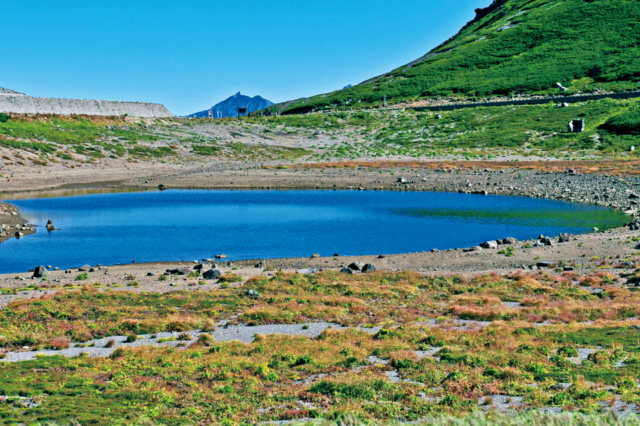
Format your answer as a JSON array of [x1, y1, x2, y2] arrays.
[[0, 190, 628, 273]]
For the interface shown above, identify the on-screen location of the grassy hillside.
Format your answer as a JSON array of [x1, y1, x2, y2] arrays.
[[247, 98, 640, 161], [281, 0, 640, 114]]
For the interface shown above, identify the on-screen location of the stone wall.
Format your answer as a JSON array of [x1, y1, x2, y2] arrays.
[[0, 94, 172, 117]]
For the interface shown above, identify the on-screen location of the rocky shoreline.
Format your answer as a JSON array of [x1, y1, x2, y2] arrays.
[[0, 201, 36, 243], [1, 165, 639, 246]]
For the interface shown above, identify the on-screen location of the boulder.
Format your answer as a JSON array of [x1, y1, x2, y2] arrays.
[[558, 233, 574, 243], [463, 246, 482, 252], [568, 119, 585, 133], [555, 82, 568, 91], [502, 237, 517, 245], [165, 267, 191, 276], [32, 266, 47, 278], [348, 262, 365, 271], [203, 269, 222, 280], [246, 289, 260, 297], [341, 267, 357, 275], [78, 265, 91, 272], [563, 266, 575, 272], [480, 241, 499, 249], [193, 264, 204, 271], [629, 192, 640, 199], [46, 220, 55, 231], [215, 254, 228, 259], [539, 237, 554, 246], [15, 232, 23, 238], [362, 264, 377, 273], [537, 261, 553, 268], [311, 253, 321, 259]]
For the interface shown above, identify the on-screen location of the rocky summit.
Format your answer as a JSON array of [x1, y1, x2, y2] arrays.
[[188, 92, 273, 118]]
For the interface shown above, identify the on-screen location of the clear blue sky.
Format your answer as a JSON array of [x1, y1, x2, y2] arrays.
[[1, 0, 488, 115]]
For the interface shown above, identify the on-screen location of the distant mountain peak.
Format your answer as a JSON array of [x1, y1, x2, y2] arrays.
[[188, 92, 274, 118]]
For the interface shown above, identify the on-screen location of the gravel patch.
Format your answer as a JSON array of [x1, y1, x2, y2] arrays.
[[0, 322, 365, 363], [567, 348, 598, 365], [479, 395, 524, 412]]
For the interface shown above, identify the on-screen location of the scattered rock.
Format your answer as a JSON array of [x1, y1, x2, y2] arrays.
[[537, 261, 554, 268], [539, 237, 554, 246], [146, 272, 154, 277], [348, 262, 365, 271], [203, 269, 222, 280], [481, 241, 499, 249], [555, 82, 568, 91], [246, 289, 260, 298], [558, 233, 574, 243], [215, 254, 228, 259], [165, 267, 191, 276], [563, 266, 575, 272], [463, 246, 482, 252], [32, 266, 47, 278], [311, 253, 321, 259], [362, 264, 377, 273]]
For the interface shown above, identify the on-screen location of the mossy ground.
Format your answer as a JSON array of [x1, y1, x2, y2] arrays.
[[3, 266, 640, 424]]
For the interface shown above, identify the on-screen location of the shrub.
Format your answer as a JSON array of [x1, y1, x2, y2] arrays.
[[125, 335, 137, 343], [557, 346, 579, 357], [105, 339, 115, 348], [291, 355, 314, 366], [75, 273, 89, 281], [109, 348, 126, 359], [198, 334, 215, 345], [0, 113, 11, 123], [602, 108, 640, 134], [219, 274, 243, 284], [46, 337, 71, 350], [177, 333, 192, 341]]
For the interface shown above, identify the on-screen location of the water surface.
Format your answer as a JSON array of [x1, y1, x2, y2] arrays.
[[0, 190, 628, 273]]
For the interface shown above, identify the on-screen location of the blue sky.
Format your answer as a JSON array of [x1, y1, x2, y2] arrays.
[[1, 0, 488, 115]]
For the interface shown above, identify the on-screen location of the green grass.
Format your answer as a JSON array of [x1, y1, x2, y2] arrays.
[[280, 0, 640, 113], [246, 98, 640, 159]]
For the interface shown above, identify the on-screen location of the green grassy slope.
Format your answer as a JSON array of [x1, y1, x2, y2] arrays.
[[281, 0, 640, 114]]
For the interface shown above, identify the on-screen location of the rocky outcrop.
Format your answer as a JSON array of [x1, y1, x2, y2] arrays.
[[0, 90, 172, 117]]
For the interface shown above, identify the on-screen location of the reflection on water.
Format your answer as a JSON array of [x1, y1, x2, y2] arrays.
[[2, 187, 148, 200], [0, 190, 628, 273]]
